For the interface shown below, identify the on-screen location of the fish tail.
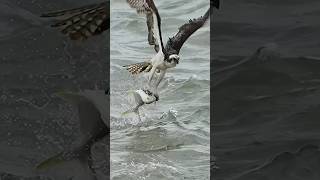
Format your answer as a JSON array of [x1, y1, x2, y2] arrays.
[[121, 106, 139, 116]]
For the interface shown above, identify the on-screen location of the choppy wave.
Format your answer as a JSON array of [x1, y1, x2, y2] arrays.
[[237, 144, 320, 180], [0, 0, 108, 179], [213, 43, 320, 179]]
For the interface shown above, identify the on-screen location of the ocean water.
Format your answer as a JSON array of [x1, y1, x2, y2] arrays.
[[0, 0, 108, 179], [110, 0, 210, 179], [213, 0, 320, 179]]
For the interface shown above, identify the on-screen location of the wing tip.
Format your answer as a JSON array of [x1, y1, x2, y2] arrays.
[[212, 0, 220, 9]]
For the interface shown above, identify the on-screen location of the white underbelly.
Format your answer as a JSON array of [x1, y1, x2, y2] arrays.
[[156, 63, 167, 70], [150, 52, 177, 70], [165, 62, 177, 68], [151, 52, 164, 64]]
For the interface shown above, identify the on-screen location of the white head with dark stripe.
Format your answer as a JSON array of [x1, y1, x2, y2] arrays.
[[165, 54, 180, 67], [164, 48, 180, 68]]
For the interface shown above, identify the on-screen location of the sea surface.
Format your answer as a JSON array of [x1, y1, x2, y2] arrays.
[[213, 0, 320, 179], [110, 0, 210, 179], [0, 0, 108, 179]]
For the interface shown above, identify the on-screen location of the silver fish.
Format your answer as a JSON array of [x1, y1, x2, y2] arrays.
[[122, 89, 159, 121]]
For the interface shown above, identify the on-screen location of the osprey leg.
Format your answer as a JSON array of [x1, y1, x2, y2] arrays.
[[148, 65, 158, 88], [154, 69, 166, 92]]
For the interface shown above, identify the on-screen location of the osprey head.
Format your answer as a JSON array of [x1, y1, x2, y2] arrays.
[[165, 54, 180, 67]]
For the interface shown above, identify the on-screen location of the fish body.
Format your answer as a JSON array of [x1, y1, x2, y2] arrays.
[[36, 90, 109, 180], [135, 89, 159, 104], [122, 89, 159, 120]]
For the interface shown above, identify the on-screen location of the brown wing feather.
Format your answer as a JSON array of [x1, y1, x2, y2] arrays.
[[127, 0, 151, 14], [165, 8, 210, 54], [123, 62, 152, 75], [41, 2, 109, 40], [126, 0, 161, 52]]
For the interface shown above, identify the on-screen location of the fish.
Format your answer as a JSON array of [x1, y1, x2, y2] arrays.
[[122, 89, 159, 121], [36, 89, 109, 180]]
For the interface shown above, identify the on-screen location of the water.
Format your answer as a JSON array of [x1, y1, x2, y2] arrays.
[[213, 0, 320, 179], [0, 0, 107, 179], [110, 0, 210, 179]]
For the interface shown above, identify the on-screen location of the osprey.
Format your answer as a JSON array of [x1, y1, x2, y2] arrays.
[[123, 0, 218, 93], [40, 1, 109, 40]]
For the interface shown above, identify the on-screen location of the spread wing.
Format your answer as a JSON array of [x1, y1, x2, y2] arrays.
[[41, 1, 109, 40], [165, 7, 210, 54], [126, 0, 165, 53]]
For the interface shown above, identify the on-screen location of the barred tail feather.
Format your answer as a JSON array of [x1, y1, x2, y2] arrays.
[[40, 2, 108, 40], [40, 3, 106, 17], [123, 62, 152, 74]]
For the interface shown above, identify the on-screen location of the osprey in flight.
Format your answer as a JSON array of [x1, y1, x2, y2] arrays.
[[41, 1, 109, 40], [123, 0, 217, 93]]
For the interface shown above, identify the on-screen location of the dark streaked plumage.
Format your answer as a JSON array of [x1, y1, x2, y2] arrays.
[[165, 8, 210, 56], [127, 0, 164, 53], [41, 1, 109, 40], [123, 62, 152, 74]]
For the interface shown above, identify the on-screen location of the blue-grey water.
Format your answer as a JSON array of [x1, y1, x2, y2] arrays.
[[213, 0, 320, 179], [110, 0, 210, 179], [0, 0, 108, 179]]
